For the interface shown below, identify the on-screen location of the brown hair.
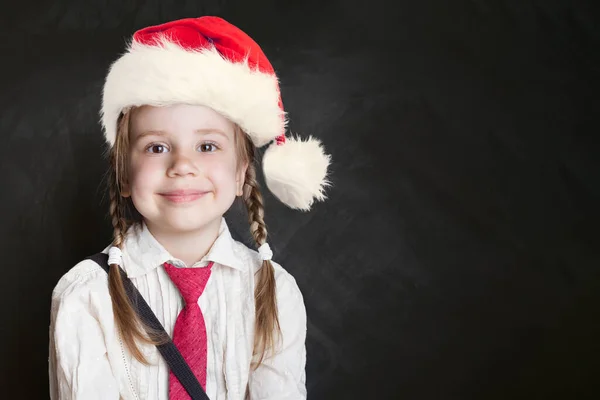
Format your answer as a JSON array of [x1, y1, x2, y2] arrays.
[[106, 109, 281, 368]]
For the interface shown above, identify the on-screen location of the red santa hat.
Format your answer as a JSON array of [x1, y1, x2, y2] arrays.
[[101, 16, 331, 211]]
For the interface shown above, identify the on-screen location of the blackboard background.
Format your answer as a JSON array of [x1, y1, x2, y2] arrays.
[[1, 0, 599, 398]]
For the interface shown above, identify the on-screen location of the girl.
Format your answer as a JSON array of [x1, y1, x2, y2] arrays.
[[48, 16, 331, 400]]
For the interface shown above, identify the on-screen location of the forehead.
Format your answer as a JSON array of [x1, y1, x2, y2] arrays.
[[129, 104, 235, 138]]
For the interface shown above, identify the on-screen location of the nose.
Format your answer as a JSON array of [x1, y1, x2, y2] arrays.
[[166, 149, 199, 177]]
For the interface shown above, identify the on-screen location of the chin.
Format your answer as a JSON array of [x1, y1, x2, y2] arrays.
[[160, 215, 216, 233], [155, 206, 227, 232]]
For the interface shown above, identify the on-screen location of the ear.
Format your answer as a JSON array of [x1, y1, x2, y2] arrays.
[[236, 161, 249, 196]]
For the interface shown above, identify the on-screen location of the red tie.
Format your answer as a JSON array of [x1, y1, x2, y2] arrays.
[[163, 261, 214, 399]]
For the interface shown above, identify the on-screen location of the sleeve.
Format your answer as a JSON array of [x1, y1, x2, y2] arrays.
[[49, 268, 120, 400], [247, 268, 307, 400]]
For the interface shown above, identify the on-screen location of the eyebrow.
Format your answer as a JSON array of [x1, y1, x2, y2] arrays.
[[134, 128, 230, 141]]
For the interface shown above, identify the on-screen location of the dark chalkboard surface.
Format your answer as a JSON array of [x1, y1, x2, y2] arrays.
[[2, 0, 599, 398]]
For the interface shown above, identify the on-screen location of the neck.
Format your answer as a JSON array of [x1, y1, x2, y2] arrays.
[[144, 218, 222, 267]]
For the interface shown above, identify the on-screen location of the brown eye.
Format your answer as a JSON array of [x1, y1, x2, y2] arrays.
[[199, 143, 218, 152], [146, 144, 168, 154]]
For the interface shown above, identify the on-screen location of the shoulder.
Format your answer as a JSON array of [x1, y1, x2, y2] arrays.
[[49, 251, 117, 356], [51, 249, 111, 305]]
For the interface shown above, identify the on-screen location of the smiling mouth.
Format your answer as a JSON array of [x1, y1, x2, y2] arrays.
[[158, 190, 209, 203]]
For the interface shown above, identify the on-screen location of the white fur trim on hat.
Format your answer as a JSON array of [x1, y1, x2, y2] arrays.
[[101, 38, 286, 148], [262, 136, 332, 211]]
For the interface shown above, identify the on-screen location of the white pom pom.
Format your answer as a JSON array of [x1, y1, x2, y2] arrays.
[[262, 135, 331, 211]]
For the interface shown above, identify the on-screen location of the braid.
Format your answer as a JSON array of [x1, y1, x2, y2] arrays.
[[107, 111, 168, 366], [108, 172, 129, 249], [243, 162, 281, 368], [243, 164, 267, 245]]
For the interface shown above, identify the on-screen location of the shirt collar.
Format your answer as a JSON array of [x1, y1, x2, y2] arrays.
[[121, 217, 245, 278]]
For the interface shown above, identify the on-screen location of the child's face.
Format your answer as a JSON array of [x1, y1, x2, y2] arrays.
[[123, 104, 247, 234]]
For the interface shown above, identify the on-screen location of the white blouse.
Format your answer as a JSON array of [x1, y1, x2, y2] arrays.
[[48, 217, 307, 399]]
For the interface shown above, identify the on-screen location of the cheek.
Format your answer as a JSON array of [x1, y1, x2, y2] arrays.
[[129, 159, 163, 193], [206, 157, 239, 189]]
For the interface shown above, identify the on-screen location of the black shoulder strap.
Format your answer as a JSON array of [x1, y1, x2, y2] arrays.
[[87, 252, 210, 400]]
